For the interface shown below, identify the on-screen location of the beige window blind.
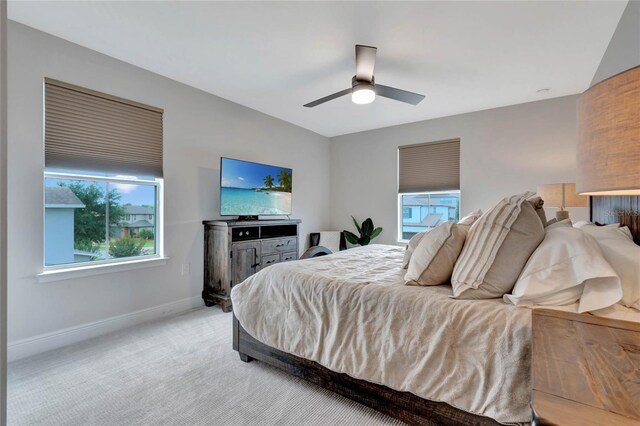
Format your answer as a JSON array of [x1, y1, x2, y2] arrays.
[[398, 139, 460, 193], [44, 78, 164, 177]]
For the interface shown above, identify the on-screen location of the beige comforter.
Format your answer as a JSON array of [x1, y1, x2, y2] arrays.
[[231, 244, 532, 424]]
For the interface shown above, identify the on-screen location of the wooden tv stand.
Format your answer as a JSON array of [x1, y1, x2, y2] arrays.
[[202, 219, 301, 312]]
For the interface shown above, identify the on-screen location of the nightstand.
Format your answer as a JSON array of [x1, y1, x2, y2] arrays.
[[531, 308, 640, 426]]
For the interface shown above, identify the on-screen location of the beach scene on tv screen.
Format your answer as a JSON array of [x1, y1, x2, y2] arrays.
[[220, 158, 292, 215]]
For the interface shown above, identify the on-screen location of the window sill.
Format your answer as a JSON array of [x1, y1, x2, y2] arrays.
[[37, 256, 169, 283]]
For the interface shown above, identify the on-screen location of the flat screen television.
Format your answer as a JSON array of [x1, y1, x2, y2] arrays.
[[220, 157, 292, 218]]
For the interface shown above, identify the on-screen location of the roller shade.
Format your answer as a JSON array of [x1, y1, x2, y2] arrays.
[[398, 139, 460, 193], [45, 78, 164, 177]]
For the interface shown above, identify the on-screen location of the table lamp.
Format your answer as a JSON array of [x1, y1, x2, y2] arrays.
[[577, 66, 640, 195], [537, 183, 589, 221]]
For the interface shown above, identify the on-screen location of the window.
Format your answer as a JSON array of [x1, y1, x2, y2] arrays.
[[43, 79, 163, 270], [398, 192, 460, 240], [398, 139, 460, 241], [44, 172, 161, 267]]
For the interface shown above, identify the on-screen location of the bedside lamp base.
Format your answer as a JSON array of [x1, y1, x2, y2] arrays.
[[555, 210, 570, 221]]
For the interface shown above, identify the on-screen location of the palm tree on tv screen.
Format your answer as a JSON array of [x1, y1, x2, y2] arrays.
[[278, 169, 292, 193], [264, 174, 274, 189]]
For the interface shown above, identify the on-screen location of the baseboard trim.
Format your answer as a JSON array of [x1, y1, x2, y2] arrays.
[[8, 295, 204, 362]]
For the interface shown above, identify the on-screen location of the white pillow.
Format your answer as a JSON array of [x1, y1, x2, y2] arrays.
[[402, 209, 482, 269], [546, 219, 572, 230], [574, 222, 640, 309], [404, 221, 469, 286], [573, 220, 620, 229], [504, 226, 622, 313]]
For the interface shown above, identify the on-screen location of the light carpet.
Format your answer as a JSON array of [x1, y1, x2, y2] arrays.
[[8, 307, 404, 426]]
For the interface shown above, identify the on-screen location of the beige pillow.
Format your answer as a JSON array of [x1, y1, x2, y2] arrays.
[[527, 195, 547, 227], [402, 209, 482, 269], [402, 231, 427, 269], [452, 193, 544, 299], [405, 221, 470, 286], [459, 209, 483, 226]]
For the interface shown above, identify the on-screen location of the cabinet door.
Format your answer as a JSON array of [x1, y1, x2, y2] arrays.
[[231, 241, 261, 286]]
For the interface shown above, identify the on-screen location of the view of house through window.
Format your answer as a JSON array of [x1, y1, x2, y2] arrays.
[[44, 172, 159, 267], [399, 192, 460, 240]]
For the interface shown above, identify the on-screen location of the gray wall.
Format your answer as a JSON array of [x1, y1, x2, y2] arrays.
[[591, 0, 640, 85], [330, 95, 588, 245], [1, 0, 7, 421], [7, 21, 331, 358]]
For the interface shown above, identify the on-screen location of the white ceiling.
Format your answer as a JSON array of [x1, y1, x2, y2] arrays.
[[8, 1, 627, 137]]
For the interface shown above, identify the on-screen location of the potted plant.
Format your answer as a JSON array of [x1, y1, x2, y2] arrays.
[[344, 216, 383, 246]]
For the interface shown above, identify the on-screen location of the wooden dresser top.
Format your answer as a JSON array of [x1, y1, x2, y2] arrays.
[[531, 308, 640, 425]]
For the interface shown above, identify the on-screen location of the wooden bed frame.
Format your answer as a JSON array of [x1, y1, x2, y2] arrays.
[[232, 315, 500, 426], [231, 195, 640, 425]]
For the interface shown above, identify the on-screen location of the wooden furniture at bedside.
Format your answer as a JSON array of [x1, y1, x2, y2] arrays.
[[531, 308, 640, 426]]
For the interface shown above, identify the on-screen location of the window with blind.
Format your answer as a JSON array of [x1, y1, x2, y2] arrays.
[[398, 139, 460, 241], [43, 79, 164, 269]]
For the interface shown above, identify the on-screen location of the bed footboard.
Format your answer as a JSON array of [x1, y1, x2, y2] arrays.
[[232, 315, 499, 426]]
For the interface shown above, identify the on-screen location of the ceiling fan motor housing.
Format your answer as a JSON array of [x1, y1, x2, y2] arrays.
[[352, 75, 375, 90]]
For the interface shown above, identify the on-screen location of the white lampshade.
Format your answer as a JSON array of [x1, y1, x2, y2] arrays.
[[577, 66, 640, 195]]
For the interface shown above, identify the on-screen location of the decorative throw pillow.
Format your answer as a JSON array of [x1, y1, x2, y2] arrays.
[[405, 221, 469, 286], [504, 226, 622, 313], [527, 195, 547, 227], [458, 209, 483, 226], [575, 221, 640, 309], [402, 209, 482, 269], [402, 231, 427, 269], [451, 192, 545, 299]]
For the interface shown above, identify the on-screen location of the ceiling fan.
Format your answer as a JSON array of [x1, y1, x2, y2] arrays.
[[303, 45, 425, 108]]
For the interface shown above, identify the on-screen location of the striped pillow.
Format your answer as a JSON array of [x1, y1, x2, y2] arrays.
[[452, 192, 544, 298], [402, 209, 482, 269], [404, 221, 467, 286], [402, 231, 428, 269]]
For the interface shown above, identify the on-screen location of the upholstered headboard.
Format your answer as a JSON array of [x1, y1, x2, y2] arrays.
[[591, 195, 640, 245]]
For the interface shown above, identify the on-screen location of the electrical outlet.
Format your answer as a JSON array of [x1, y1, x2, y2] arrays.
[[181, 263, 190, 275]]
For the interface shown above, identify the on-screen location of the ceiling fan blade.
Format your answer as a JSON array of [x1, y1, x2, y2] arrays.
[[303, 88, 351, 108], [375, 85, 425, 105], [355, 45, 377, 82]]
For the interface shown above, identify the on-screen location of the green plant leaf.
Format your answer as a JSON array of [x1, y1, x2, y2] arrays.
[[359, 235, 371, 246], [370, 227, 383, 239], [362, 218, 374, 236], [351, 216, 362, 235], [343, 230, 359, 245]]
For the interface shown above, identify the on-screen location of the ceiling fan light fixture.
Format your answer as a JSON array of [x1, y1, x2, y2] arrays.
[[351, 84, 375, 105], [302, 45, 425, 108]]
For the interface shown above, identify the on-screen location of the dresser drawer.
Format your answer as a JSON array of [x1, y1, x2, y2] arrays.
[[261, 254, 280, 268], [280, 252, 297, 262], [261, 237, 297, 254]]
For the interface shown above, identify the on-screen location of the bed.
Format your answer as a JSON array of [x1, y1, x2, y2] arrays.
[[232, 245, 530, 425], [230, 195, 640, 426]]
